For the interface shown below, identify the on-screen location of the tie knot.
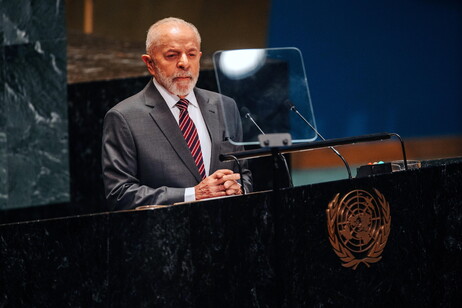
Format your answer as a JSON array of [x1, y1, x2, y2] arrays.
[[176, 99, 189, 111]]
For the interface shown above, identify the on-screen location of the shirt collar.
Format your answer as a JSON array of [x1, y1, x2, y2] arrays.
[[152, 77, 198, 110]]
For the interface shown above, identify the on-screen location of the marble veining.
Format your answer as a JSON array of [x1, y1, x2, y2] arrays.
[[1, 0, 69, 209], [0, 45, 6, 208], [4, 40, 69, 209], [0, 132, 6, 207], [2, 0, 65, 46]]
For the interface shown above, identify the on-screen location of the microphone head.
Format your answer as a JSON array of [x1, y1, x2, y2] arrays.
[[240, 106, 251, 118], [285, 99, 296, 111]]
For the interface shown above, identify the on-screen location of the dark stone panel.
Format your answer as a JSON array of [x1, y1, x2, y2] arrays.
[[107, 207, 194, 307], [4, 39, 69, 209], [0, 45, 6, 208], [67, 31, 148, 84], [2, 0, 65, 45], [189, 193, 278, 307], [433, 162, 462, 305], [0, 135, 6, 208], [0, 160, 462, 306], [0, 214, 109, 307], [0, 2, 4, 46], [276, 170, 443, 306]]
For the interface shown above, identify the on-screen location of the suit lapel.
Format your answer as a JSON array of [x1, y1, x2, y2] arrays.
[[144, 81, 202, 182], [195, 88, 222, 174]]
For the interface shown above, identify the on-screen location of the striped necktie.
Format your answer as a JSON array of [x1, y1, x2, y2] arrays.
[[176, 98, 206, 179]]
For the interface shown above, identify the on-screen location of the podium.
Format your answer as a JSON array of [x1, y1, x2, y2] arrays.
[[1, 158, 461, 307]]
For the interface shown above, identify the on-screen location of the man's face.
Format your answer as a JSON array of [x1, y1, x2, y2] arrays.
[[143, 23, 202, 97]]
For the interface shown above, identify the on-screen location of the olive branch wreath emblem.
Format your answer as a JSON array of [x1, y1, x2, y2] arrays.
[[326, 189, 391, 270]]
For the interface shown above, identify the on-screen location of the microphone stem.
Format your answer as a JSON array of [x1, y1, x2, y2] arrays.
[[327, 146, 352, 179], [292, 108, 325, 140], [246, 114, 265, 135], [245, 113, 294, 188], [291, 107, 352, 179]]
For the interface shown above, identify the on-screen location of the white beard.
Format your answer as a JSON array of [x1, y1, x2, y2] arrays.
[[154, 66, 198, 97]]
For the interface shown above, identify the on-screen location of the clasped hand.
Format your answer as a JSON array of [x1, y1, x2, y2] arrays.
[[195, 169, 242, 200]]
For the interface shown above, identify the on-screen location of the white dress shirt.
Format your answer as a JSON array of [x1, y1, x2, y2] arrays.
[[152, 78, 211, 201]]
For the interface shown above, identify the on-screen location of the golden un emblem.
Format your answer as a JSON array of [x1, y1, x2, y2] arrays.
[[326, 189, 391, 270]]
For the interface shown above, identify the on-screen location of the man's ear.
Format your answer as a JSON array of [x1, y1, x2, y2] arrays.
[[141, 54, 156, 76]]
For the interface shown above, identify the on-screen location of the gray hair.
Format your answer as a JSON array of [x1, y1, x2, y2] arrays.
[[145, 17, 201, 54]]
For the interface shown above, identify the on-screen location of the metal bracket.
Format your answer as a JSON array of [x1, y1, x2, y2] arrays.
[[258, 133, 292, 148]]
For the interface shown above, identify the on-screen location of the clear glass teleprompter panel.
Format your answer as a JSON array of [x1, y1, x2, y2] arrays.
[[213, 47, 317, 146]]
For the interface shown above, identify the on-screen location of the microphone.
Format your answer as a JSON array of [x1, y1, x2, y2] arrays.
[[241, 107, 265, 135], [286, 100, 352, 179], [241, 107, 293, 188]]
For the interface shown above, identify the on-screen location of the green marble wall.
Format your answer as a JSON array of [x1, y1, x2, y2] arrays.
[[0, 0, 69, 209], [0, 11, 5, 206]]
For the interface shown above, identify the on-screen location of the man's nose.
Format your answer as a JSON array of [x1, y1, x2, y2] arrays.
[[177, 53, 189, 69]]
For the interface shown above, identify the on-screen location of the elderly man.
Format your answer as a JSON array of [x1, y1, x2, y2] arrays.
[[102, 17, 252, 210]]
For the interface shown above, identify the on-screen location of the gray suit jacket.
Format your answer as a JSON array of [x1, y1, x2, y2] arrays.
[[102, 80, 252, 210]]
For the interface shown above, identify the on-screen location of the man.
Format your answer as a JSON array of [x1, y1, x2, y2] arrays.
[[102, 17, 252, 210]]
